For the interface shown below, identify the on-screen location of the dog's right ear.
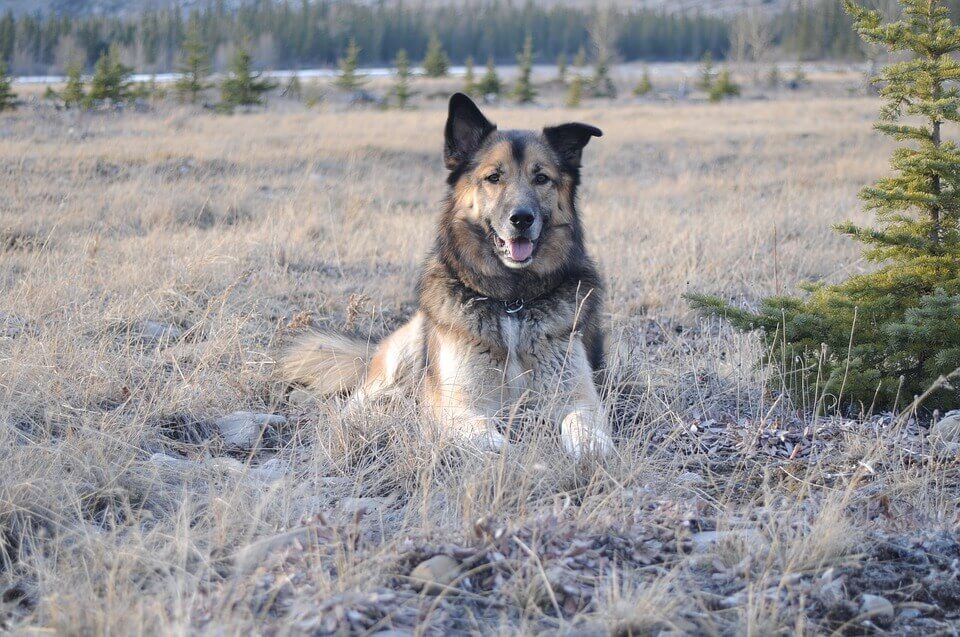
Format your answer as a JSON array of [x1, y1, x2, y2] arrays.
[[444, 93, 496, 171]]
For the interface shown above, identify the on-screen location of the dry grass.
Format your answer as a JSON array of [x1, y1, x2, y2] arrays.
[[2, 88, 959, 636]]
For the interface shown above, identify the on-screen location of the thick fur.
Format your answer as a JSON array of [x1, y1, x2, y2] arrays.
[[282, 94, 611, 457]]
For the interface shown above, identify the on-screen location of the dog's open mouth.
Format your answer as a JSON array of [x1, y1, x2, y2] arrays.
[[493, 234, 536, 264]]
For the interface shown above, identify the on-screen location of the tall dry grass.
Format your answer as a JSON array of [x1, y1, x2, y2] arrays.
[[1, 93, 957, 635]]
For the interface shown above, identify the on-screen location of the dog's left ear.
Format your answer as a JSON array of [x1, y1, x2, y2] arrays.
[[543, 123, 603, 170]]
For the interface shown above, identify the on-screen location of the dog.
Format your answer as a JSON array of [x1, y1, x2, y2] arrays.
[[282, 93, 612, 458]]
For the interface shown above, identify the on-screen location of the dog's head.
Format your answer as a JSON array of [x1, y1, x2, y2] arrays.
[[441, 93, 601, 276]]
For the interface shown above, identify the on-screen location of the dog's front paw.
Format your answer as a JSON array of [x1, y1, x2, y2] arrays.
[[561, 412, 613, 459], [466, 428, 508, 453]]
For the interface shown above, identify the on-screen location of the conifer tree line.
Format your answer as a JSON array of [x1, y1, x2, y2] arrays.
[[0, 0, 902, 76]]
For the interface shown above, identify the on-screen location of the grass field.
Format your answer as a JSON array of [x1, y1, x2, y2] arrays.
[[3, 83, 960, 635]]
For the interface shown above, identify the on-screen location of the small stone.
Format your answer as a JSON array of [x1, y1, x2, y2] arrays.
[[339, 497, 390, 514], [148, 452, 198, 473], [689, 530, 760, 554], [252, 458, 287, 482], [288, 388, 320, 406], [370, 632, 413, 637], [677, 471, 705, 486], [235, 527, 317, 574], [136, 320, 184, 345], [932, 413, 960, 447], [0, 313, 27, 339], [410, 555, 460, 595], [215, 411, 286, 448], [859, 594, 894, 627]]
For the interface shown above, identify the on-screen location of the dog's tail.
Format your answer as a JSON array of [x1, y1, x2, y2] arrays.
[[280, 331, 371, 395]]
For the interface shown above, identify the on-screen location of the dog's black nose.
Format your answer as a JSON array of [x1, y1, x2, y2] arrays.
[[510, 209, 535, 230]]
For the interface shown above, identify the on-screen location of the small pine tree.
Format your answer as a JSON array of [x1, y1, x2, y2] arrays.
[[393, 48, 412, 109], [688, 0, 960, 411], [0, 60, 16, 111], [335, 38, 365, 91], [89, 45, 132, 103], [789, 65, 808, 90], [709, 68, 740, 102], [220, 44, 277, 109], [283, 74, 302, 99], [566, 74, 584, 107], [697, 51, 716, 91], [175, 23, 211, 104], [556, 53, 567, 84], [573, 46, 586, 70], [463, 56, 476, 95], [592, 50, 616, 98], [766, 64, 781, 89], [633, 67, 653, 96], [513, 33, 536, 104], [422, 31, 449, 78], [476, 56, 501, 97], [62, 61, 85, 108]]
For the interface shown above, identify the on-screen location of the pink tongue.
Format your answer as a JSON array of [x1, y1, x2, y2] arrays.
[[508, 239, 534, 262]]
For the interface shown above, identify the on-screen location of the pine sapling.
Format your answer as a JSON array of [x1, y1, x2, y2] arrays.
[[688, 0, 960, 411]]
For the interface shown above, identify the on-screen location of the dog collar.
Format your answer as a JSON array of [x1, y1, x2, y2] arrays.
[[471, 296, 526, 314]]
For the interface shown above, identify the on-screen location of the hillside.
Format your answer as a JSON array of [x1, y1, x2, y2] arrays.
[[6, 0, 789, 17]]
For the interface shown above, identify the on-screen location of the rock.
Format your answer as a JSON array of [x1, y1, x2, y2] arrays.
[[339, 497, 391, 515], [689, 529, 760, 554], [288, 388, 320, 407], [253, 458, 287, 482], [859, 594, 894, 627], [208, 457, 286, 484], [235, 527, 317, 574], [215, 411, 286, 448], [816, 570, 846, 608], [148, 452, 198, 473], [369, 632, 413, 637], [677, 471, 705, 486], [932, 413, 960, 450], [136, 320, 184, 345], [0, 313, 27, 339], [410, 555, 460, 595]]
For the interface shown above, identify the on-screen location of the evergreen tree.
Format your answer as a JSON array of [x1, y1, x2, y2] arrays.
[[698, 51, 716, 91], [393, 48, 412, 109], [62, 61, 85, 108], [463, 55, 477, 95], [88, 45, 132, 103], [0, 61, 16, 111], [422, 31, 449, 78], [689, 0, 960, 411], [767, 64, 781, 89], [476, 56, 501, 97], [592, 50, 616, 98], [573, 46, 587, 70], [283, 74, 302, 99], [556, 53, 567, 84], [335, 38, 365, 91], [709, 68, 740, 102], [175, 22, 211, 104], [513, 33, 536, 103], [220, 44, 276, 109], [633, 66, 653, 96], [789, 65, 808, 90], [566, 74, 584, 107]]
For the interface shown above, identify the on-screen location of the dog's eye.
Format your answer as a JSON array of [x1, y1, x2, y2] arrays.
[[486, 173, 501, 184], [533, 173, 550, 185]]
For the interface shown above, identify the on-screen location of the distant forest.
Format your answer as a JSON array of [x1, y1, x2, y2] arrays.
[[0, 0, 951, 75]]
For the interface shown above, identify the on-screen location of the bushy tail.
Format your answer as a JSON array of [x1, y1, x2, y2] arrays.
[[281, 331, 372, 395]]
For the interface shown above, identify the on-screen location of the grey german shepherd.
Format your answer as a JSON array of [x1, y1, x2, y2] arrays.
[[282, 93, 612, 458]]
